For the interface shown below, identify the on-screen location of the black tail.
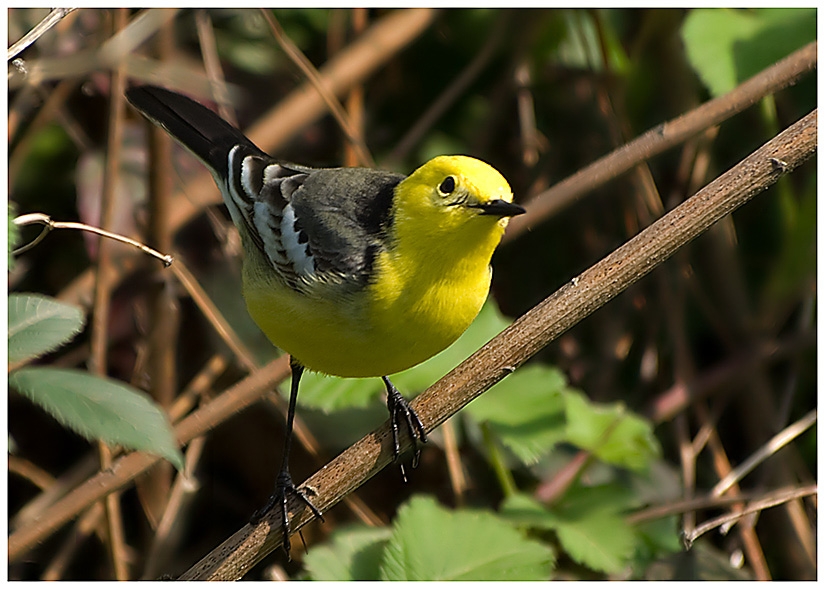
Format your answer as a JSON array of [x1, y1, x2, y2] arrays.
[[125, 85, 263, 177]]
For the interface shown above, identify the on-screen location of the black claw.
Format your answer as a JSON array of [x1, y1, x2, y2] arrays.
[[383, 376, 428, 481], [250, 469, 324, 557]]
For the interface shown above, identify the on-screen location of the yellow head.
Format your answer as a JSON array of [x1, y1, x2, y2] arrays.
[[391, 155, 522, 269], [358, 155, 522, 375]]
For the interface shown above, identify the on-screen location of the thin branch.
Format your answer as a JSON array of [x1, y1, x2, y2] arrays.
[[8, 456, 56, 491], [626, 484, 817, 525], [195, 9, 237, 126], [441, 418, 468, 505], [8, 8, 180, 89], [178, 109, 817, 580], [385, 10, 509, 165], [341, 8, 367, 168], [683, 485, 817, 548], [141, 18, 179, 532], [169, 258, 257, 372], [142, 436, 207, 579], [91, 11, 131, 579], [13, 213, 173, 266], [535, 411, 625, 505], [711, 409, 817, 497], [8, 356, 292, 562], [10, 454, 99, 532], [646, 330, 815, 425], [41, 503, 106, 580], [260, 9, 375, 168], [7, 8, 77, 61], [695, 401, 771, 579], [504, 41, 816, 242], [515, 59, 540, 167]]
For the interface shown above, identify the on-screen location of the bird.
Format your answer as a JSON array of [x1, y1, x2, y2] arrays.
[[125, 84, 524, 554]]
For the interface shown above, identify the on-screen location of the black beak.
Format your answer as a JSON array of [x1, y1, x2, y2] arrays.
[[473, 199, 526, 217]]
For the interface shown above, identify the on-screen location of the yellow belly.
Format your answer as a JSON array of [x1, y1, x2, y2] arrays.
[[242, 257, 490, 378]]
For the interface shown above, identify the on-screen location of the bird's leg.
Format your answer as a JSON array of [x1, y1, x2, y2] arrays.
[[250, 359, 323, 557], [382, 376, 428, 482]]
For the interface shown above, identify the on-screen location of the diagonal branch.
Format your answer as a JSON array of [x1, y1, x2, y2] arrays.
[[260, 9, 375, 168], [178, 108, 817, 580], [9, 108, 815, 574], [683, 484, 817, 548], [504, 41, 816, 241]]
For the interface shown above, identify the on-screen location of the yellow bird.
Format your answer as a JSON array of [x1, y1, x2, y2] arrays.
[[126, 85, 524, 553]]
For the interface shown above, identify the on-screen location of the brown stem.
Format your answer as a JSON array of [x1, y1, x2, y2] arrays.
[[178, 109, 817, 581]]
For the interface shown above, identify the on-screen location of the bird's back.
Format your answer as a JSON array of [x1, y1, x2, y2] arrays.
[[126, 85, 513, 378]]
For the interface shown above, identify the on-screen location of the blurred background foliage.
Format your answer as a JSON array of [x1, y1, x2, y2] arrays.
[[7, 7, 816, 581]]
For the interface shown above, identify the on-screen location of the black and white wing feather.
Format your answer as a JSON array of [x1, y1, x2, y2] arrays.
[[126, 85, 401, 292]]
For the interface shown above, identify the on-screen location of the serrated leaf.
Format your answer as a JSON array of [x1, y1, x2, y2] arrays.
[[564, 390, 660, 471], [8, 294, 85, 364], [380, 495, 554, 581], [499, 493, 555, 528], [555, 482, 639, 518], [466, 364, 568, 464], [501, 489, 636, 575], [9, 368, 183, 471], [304, 525, 392, 580], [554, 508, 635, 574]]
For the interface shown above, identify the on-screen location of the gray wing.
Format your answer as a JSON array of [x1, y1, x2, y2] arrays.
[[226, 152, 402, 290], [125, 84, 402, 292]]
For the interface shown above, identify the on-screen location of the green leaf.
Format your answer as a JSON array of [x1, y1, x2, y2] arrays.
[[466, 364, 568, 464], [553, 506, 635, 574], [467, 363, 660, 469], [682, 8, 815, 97], [564, 390, 660, 471], [9, 368, 184, 471], [644, 540, 753, 581], [501, 489, 637, 575], [8, 293, 85, 364], [764, 179, 816, 305], [297, 372, 384, 412], [634, 515, 683, 563], [304, 525, 392, 580], [499, 493, 555, 528], [380, 495, 554, 581]]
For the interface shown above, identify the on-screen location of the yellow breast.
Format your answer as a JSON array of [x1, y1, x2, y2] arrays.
[[243, 248, 492, 378], [243, 155, 514, 378]]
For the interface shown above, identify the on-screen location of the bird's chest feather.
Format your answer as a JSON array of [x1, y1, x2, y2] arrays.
[[241, 216, 496, 377], [366, 245, 492, 362]]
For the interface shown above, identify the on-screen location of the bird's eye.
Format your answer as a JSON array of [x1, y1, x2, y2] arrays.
[[438, 176, 456, 196]]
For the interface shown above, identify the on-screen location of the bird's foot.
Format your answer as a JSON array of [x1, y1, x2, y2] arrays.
[[384, 377, 428, 482], [250, 469, 324, 557]]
